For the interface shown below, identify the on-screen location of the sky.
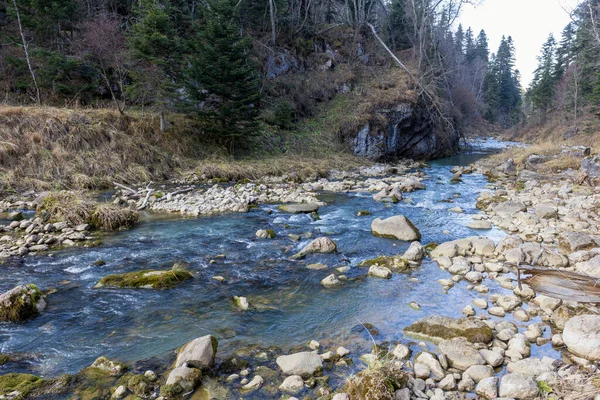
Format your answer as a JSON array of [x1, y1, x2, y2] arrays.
[[458, 0, 581, 87]]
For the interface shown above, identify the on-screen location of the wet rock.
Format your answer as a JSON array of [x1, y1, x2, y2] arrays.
[[0, 284, 46, 322], [163, 366, 202, 396], [94, 267, 193, 289], [90, 356, 126, 376], [276, 351, 323, 377], [320, 274, 341, 287], [278, 203, 320, 214], [488, 307, 505, 317], [279, 375, 304, 393], [404, 315, 493, 343], [175, 335, 218, 370], [291, 237, 337, 259], [403, 241, 425, 262], [563, 314, 600, 361], [371, 215, 421, 241], [337, 346, 350, 357], [473, 299, 488, 309], [462, 305, 476, 317], [241, 375, 263, 391], [368, 265, 392, 279], [255, 229, 276, 239], [233, 296, 249, 310], [475, 376, 498, 399], [438, 337, 485, 370], [498, 373, 539, 399], [7, 212, 23, 221], [359, 255, 408, 271]]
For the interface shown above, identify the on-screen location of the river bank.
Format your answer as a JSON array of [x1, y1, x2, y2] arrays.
[[0, 138, 599, 399]]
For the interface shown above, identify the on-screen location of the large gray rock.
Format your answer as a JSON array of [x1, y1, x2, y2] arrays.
[[276, 351, 323, 376], [438, 337, 486, 370], [498, 373, 539, 399], [175, 335, 218, 370], [279, 375, 304, 393], [405, 315, 493, 343], [581, 154, 600, 177], [494, 201, 527, 217], [371, 215, 421, 241], [558, 232, 596, 254], [575, 254, 600, 277], [506, 358, 555, 376], [403, 241, 425, 261], [291, 237, 337, 259], [0, 284, 46, 322], [475, 376, 498, 399], [563, 314, 600, 361]]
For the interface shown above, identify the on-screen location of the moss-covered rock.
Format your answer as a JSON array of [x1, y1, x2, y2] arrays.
[[278, 203, 320, 214], [404, 315, 493, 344], [0, 284, 46, 322], [356, 210, 372, 216], [127, 374, 151, 396], [358, 255, 408, 271], [341, 360, 408, 400], [94, 267, 193, 289], [0, 373, 43, 398]]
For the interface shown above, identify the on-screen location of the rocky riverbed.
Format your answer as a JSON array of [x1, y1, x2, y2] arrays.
[[0, 139, 599, 399]]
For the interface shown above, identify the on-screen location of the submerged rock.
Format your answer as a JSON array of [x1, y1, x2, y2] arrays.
[[371, 215, 421, 241], [320, 274, 341, 287], [255, 229, 276, 239], [94, 267, 193, 289], [0, 284, 46, 322], [278, 203, 320, 214], [175, 335, 218, 370], [403, 241, 425, 262], [162, 366, 202, 397], [359, 255, 408, 271], [291, 237, 337, 259], [276, 351, 323, 377], [404, 315, 493, 343], [368, 265, 392, 279]]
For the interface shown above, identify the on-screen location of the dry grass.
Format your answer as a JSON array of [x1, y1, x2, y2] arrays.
[[38, 191, 138, 231], [551, 368, 600, 400], [342, 357, 408, 400]]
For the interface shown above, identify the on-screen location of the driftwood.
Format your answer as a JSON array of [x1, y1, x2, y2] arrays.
[[517, 266, 600, 303], [137, 189, 153, 210], [113, 182, 138, 195]]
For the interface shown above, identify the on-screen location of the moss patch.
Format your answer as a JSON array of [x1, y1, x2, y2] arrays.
[[404, 315, 493, 344], [342, 360, 408, 400], [0, 284, 45, 322], [0, 373, 43, 398], [95, 267, 193, 289]]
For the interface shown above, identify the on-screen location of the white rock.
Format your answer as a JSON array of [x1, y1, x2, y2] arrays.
[[242, 375, 264, 391], [499, 373, 539, 399], [464, 364, 493, 383], [175, 335, 218, 369], [563, 314, 600, 360], [475, 376, 498, 399], [279, 375, 304, 393], [276, 351, 323, 376]]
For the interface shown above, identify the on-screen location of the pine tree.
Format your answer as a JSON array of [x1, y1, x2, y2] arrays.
[[475, 30, 489, 63], [529, 33, 557, 113], [127, 0, 183, 125], [187, 0, 261, 151], [464, 27, 476, 63], [554, 22, 576, 80]]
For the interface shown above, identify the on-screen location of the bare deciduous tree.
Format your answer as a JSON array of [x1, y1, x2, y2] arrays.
[[12, 0, 41, 105]]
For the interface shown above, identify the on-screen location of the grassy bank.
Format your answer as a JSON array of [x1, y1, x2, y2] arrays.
[[0, 106, 364, 193]]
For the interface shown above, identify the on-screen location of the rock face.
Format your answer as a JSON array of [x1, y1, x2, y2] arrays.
[[276, 351, 323, 377], [175, 335, 218, 369], [349, 103, 459, 160], [404, 315, 493, 343], [371, 215, 421, 241], [291, 237, 337, 259], [563, 314, 600, 361], [0, 284, 46, 322]]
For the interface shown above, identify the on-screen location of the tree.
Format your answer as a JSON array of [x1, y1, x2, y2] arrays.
[[187, 0, 261, 151], [529, 33, 557, 115], [127, 0, 182, 129], [10, 0, 40, 104]]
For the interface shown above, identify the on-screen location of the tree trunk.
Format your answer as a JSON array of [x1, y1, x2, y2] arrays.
[[12, 0, 41, 106], [269, 0, 277, 45]]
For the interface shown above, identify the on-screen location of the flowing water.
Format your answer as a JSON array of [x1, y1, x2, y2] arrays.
[[0, 139, 556, 388]]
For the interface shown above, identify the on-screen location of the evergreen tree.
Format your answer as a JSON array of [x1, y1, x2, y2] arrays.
[[475, 30, 489, 63], [554, 22, 576, 80], [464, 27, 476, 63], [127, 0, 183, 118], [529, 33, 557, 113], [388, 0, 411, 50], [455, 24, 464, 56], [187, 0, 261, 150]]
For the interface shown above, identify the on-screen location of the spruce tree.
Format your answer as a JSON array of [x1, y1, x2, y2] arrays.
[[529, 34, 557, 113], [464, 27, 476, 63], [187, 0, 261, 151]]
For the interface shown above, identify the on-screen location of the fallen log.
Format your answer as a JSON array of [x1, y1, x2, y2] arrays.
[[517, 266, 600, 303]]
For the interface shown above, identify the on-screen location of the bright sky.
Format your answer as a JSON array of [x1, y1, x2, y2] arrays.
[[458, 0, 581, 87]]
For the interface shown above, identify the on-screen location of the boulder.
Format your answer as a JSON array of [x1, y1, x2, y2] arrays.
[[471, 237, 496, 256], [535, 204, 558, 219], [475, 376, 498, 399], [563, 314, 600, 361], [175, 335, 218, 369], [496, 235, 524, 254], [368, 265, 392, 279], [291, 237, 337, 259], [403, 241, 425, 262], [278, 204, 320, 214], [0, 284, 46, 322], [506, 358, 555, 376], [438, 337, 486, 370], [320, 274, 341, 287], [558, 232, 596, 254], [276, 352, 323, 377], [94, 267, 193, 289], [359, 255, 408, 271], [498, 373, 539, 399], [404, 315, 493, 343], [163, 366, 202, 396], [255, 229, 275, 239], [371, 215, 421, 241], [464, 365, 493, 383], [581, 154, 600, 177], [468, 220, 492, 230], [279, 375, 304, 393], [575, 254, 600, 277]]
